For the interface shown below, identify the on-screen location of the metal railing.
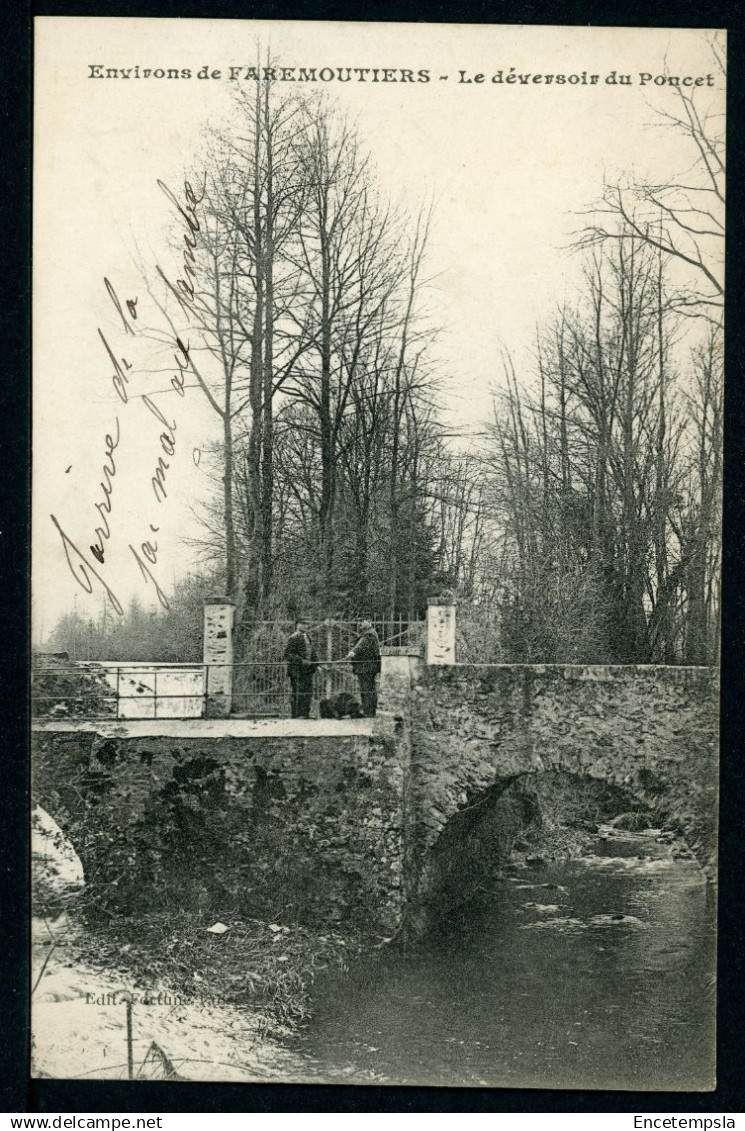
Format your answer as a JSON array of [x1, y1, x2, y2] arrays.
[[32, 659, 366, 721], [32, 616, 424, 721], [32, 661, 205, 721], [230, 660, 359, 718], [240, 616, 424, 665]]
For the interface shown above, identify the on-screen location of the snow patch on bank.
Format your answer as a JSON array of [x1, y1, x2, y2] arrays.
[[32, 916, 309, 1082]]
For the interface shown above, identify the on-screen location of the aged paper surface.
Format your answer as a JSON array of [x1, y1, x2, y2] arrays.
[[33, 18, 723, 1089]]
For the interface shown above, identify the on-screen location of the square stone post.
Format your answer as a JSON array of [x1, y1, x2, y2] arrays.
[[426, 596, 457, 665], [203, 597, 236, 717], [379, 653, 417, 716]]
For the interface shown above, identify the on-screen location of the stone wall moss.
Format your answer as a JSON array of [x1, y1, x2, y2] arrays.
[[410, 664, 718, 905], [33, 662, 717, 940], [33, 726, 406, 933]]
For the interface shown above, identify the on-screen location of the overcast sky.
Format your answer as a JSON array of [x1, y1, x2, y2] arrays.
[[33, 18, 724, 640]]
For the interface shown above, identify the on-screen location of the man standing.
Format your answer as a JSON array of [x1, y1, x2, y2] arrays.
[[284, 620, 318, 719], [346, 620, 381, 718]]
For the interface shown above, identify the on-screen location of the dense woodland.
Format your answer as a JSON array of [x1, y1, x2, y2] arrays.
[[46, 65, 724, 666]]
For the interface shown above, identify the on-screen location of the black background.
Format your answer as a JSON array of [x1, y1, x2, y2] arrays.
[[4, 0, 744, 1114]]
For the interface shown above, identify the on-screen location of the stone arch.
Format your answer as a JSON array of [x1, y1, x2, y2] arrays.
[[32, 805, 85, 912], [408, 768, 658, 934], [408, 663, 718, 932]]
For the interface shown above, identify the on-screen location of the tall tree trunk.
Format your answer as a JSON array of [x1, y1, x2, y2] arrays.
[[223, 407, 236, 597], [261, 78, 275, 610], [319, 218, 335, 603], [246, 85, 265, 613], [654, 246, 672, 661], [388, 367, 401, 614]]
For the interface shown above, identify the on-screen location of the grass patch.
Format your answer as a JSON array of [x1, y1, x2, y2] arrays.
[[68, 906, 369, 1037]]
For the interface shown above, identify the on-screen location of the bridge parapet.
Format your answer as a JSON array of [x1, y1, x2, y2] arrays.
[[407, 664, 718, 910], [32, 662, 718, 936], [33, 716, 407, 933]]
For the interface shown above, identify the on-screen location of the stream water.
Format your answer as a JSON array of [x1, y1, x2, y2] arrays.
[[31, 814, 716, 1088], [293, 829, 716, 1091]]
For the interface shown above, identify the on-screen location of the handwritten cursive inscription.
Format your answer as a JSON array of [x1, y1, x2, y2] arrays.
[[89, 418, 120, 564], [98, 328, 133, 405], [104, 277, 138, 336], [157, 174, 207, 305], [129, 530, 169, 609], [52, 176, 206, 615], [50, 514, 124, 614], [143, 393, 177, 503]]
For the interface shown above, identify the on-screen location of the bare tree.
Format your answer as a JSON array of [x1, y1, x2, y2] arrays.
[[281, 106, 430, 606], [575, 35, 725, 326], [482, 235, 720, 665], [150, 72, 311, 606], [177, 86, 442, 619], [673, 329, 723, 663], [208, 76, 311, 608]]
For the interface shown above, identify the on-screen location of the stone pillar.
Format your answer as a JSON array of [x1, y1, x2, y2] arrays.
[[203, 597, 236, 717], [380, 654, 417, 717], [426, 596, 456, 665]]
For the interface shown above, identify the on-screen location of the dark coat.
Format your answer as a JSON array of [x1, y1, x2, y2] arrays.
[[347, 629, 381, 679], [284, 632, 319, 680]]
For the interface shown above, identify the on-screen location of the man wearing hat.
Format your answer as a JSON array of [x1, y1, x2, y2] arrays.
[[284, 619, 319, 719], [345, 620, 382, 718]]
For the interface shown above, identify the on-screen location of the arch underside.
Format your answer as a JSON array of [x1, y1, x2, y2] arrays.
[[412, 770, 664, 928]]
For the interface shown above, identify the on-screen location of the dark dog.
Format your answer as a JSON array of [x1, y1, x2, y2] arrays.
[[319, 692, 364, 720]]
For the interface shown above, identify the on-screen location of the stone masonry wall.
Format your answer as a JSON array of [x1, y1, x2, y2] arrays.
[[33, 663, 718, 939], [409, 664, 718, 907], [33, 722, 407, 933], [203, 598, 235, 716]]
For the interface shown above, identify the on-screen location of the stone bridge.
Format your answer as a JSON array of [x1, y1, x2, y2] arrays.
[[398, 659, 717, 929], [32, 659, 717, 935]]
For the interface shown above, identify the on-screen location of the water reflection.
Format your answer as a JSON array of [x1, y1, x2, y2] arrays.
[[296, 831, 716, 1090]]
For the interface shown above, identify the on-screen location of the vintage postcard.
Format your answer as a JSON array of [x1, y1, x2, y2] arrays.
[[32, 18, 723, 1090]]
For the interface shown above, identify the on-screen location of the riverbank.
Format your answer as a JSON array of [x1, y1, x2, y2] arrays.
[[292, 828, 716, 1090], [31, 906, 374, 1080], [503, 773, 708, 875], [31, 781, 712, 1084], [73, 905, 371, 1036], [32, 913, 304, 1081], [31, 805, 376, 1080]]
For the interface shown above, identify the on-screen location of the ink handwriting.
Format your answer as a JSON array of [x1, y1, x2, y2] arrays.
[[52, 175, 205, 613], [89, 417, 120, 564]]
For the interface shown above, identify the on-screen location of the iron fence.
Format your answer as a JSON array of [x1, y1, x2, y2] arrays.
[[32, 661, 205, 721], [32, 659, 364, 721], [236, 616, 424, 708], [32, 616, 425, 721], [240, 616, 424, 663], [229, 660, 361, 718]]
